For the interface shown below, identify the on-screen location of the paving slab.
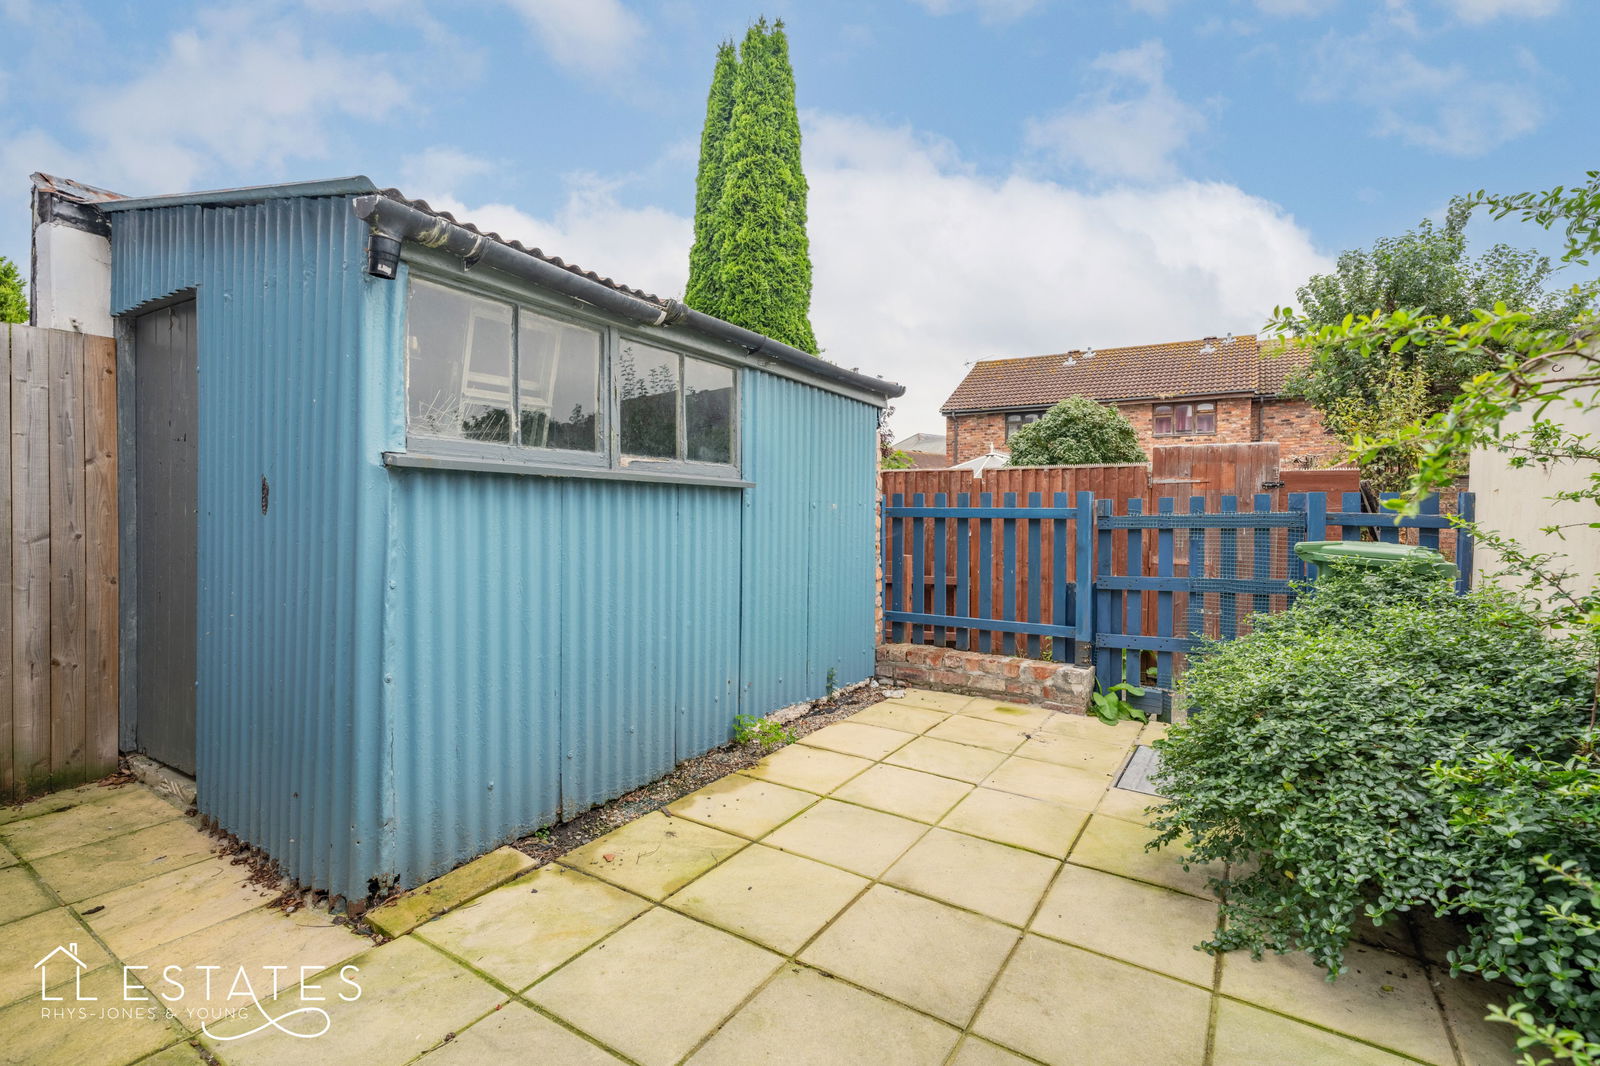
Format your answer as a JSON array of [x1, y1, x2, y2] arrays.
[[1220, 943, 1455, 1064], [799, 884, 1018, 1026], [939, 787, 1089, 858], [1031, 864, 1218, 986], [561, 811, 747, 900], [0, 781, 124, 826], [1212, 998, 1420, 1065], [666, 843, 867, 954], [973, 934, 1211, 1066], [134, 1042, 214, 1066], [1013, 733, 1131, 777], [687, 964, 961, 1065], [831, 763, 972, 823], [1041, 713, 1143, 742], [885, 690, 976, 713], [958, 699, 1054, 730], [1434, 970, 1523, 1066], [1094, 785, 1164, 825], [762, 799, 928, 877], [949, 1036, 1040, 1066], [0, 906, 112, 1008], [666, 775, 817, 839], [982, 756, 1110, 809], [416, 864, 651, 991], [367, 846, 536, 938], [883, 828, 1059, 927], [528, 906, 782, 1066], [0, 840, 17, 868], [848, 701, 949, 734], [31, 819, 218, 903], [0, 785, 180, 860], [0, 865, 55, 925], [145, 902, 368, 1023], [413, 1000, 628, 1065], [0, 965, 185, 1066], [797, 721, 914, 761], [739, 744, 874, 794], [885, 735, 1009, 783], [924, 714, 1031, 752], [1067, 814, 1220, 898], [77, 856, 278, 958], [200, 936, 505, 1066]]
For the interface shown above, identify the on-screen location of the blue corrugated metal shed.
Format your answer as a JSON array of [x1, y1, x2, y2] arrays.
[[101, 177, 901, 900]]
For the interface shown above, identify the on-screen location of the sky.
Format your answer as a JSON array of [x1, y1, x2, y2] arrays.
[[2, 0, 1596, 436]]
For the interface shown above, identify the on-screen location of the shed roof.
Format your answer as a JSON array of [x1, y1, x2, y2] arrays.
[[941, 335, 1310, 413]]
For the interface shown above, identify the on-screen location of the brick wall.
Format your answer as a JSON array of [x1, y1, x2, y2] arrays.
[[876, 643, 1094, 713], [948, 396, 1344, 467], [1259, 398, 1344, 467]]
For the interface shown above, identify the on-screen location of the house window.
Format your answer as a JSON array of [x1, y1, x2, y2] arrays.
[[405, 274, 740, 478], [1005, 412, 1042, 439], [1153, 402, 1216, 437]]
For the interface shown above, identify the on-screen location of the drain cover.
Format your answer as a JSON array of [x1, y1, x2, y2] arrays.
[[1114, 744, 1164, 797]]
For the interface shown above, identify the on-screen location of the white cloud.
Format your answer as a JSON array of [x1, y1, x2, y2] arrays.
[[399, 147, 498, 201], [1309, 36, 1543, 156], [1024, 40, 1206, 183], [1253, 0, 1338, 13], [1439, 0, 1561, 20], [910, 0, 1044, 23], [424, 114, 1328, 435], [499, 0, 644, 76], [58, 8, 406, 193]]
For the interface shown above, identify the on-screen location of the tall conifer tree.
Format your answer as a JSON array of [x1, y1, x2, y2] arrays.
[[685, 40, 737, 314], [685, 19, 818, 354]]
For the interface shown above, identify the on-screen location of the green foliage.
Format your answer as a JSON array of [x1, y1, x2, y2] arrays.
[[1089, 682, 1147, 726], [881, 449, 915, 470], [1283, 199, 1586, 419], [1149, 562, 1592, 978], [1494, 1000, 1600, 1066], [825, 666, 838, 698], [733, 713, 795, 749], [0, 256, 27, 324], [685, 40, 737, 315], [687, 19, 818, 354], [1321, 362, 1435, 491], [1433, 754, 1600, 1035], [1005, 396, 1147, 467]]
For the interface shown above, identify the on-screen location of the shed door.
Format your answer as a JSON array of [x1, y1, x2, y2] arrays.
[[134, 300, 198, 774]]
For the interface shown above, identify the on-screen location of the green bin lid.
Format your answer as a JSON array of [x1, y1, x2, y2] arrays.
[[1292, 539, 1458, 578]]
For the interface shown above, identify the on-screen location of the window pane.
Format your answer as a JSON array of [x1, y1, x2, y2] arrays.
[[406, 279, 513, 442], [1174, 404, 1192, 432], [619, 340, 679, 458], [518, 312, 602, 452], [1153, 405, 1173, 435], [685, 358, 734, 464], [1196, 403, 1216, 434], [1005, 414, 1021, 439]]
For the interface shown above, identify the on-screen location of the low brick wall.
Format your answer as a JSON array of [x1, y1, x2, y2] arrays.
[[876, 644, 1093, 714]]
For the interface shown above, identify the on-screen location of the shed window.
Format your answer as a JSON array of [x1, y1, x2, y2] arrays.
[[403, 273, 742, 482]]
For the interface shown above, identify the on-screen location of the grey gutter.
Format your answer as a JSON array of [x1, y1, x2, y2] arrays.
[[353, 193, 906, 401]]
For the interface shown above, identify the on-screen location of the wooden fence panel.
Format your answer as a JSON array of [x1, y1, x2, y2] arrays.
[[3, 324, 118, 800]]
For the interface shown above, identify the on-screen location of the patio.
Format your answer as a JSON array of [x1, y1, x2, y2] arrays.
[[0, 690, 1516, 1065]]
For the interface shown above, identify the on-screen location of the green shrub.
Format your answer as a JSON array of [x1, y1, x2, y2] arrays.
[[1149, 561, 1592, 987], [1005, 396, 1146, 466], [1434, 750, 1600, 1036]]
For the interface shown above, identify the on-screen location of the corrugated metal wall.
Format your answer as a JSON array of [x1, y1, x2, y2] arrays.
[[113, 198, 883, 897], [112, 198, 394, 899]]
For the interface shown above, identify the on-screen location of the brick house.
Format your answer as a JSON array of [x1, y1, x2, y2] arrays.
[[940, 334, 1343, 466]]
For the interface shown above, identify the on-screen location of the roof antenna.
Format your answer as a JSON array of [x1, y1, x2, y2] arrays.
[[1083, 345, 1095, 359], [1199, 338, 1217, 356], [1061, 355, 1077, 367]]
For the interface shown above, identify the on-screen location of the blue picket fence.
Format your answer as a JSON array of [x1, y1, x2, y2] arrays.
[[882, 489, 1476, 717]]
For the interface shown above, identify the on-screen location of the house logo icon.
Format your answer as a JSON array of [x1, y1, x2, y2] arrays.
[[34, 943, 94, 1001]]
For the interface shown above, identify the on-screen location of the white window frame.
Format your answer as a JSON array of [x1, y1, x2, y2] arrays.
[[397, 268, 743, 484]]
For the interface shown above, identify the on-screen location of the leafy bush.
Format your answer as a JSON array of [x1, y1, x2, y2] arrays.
[[1434, 750, 1600, 1035], [1005, 396, 1146, 466], [1149, 562, 1592, 987]]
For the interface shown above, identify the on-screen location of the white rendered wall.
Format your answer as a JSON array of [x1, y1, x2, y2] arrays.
[[33, 222, 112, 336]]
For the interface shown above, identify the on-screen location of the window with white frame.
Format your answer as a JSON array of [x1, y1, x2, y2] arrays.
[[404, 275, 739, 476]]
